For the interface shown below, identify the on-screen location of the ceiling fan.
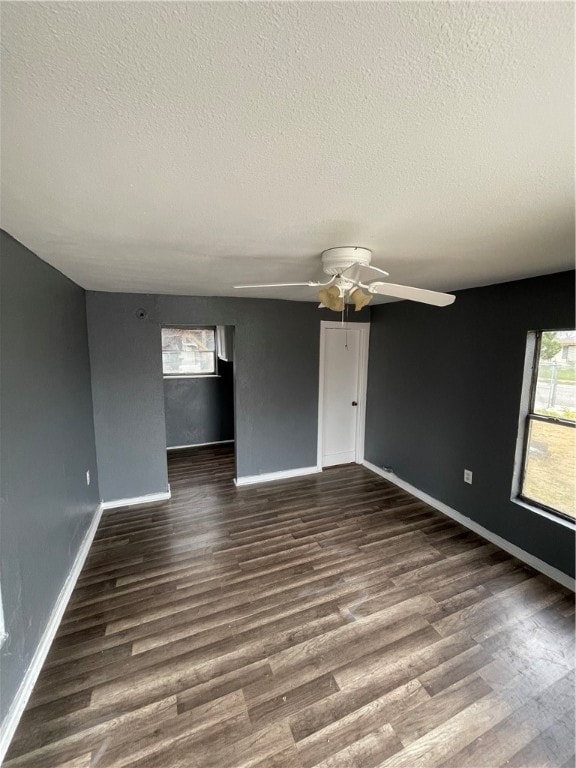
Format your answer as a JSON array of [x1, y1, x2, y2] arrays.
[[234, 247, 456, 311]]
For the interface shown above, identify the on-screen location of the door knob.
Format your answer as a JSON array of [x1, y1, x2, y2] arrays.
[[352, 401, 358, 406]]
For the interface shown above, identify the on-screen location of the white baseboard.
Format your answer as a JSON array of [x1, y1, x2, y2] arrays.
[[0, 503, 103, 764], [167, 440, 234, 451], [362, 460, 575, 592], [235, 465, 321, 487], [101, 487, 171, 510]]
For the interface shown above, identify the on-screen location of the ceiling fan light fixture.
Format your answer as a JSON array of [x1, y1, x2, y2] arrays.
[[318, 285, 345, 312], [350, 288, 373, 311]]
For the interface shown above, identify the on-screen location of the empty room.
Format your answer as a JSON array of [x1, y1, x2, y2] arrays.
[[0, 2, 574, 767]]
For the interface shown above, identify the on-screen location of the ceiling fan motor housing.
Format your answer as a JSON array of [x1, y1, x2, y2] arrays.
[[321, 247, 372, 276]]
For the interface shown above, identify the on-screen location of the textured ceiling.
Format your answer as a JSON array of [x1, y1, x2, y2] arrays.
[[1, 2, 574, 301]]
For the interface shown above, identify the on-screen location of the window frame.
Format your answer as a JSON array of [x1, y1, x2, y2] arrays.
[[161, 326, 218, 378], [517, 329, 575, 522]]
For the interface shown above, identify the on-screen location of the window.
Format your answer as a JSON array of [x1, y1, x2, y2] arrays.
[[518, 330, 575, 521], [561, 344, 576, 363], [161, 327, 216, 376]]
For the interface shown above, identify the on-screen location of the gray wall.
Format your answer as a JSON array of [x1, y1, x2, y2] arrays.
[[164, 358, 235, 448], [365, 270, 575, 577], [0, 231, 100, 723], [87, 292, 369, 500]]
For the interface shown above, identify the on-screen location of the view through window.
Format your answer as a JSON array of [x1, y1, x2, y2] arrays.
[[161, 327, 216, 376], [520, 330, 576, 520]]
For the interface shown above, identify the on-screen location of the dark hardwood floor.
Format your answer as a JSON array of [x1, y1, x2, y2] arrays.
[[5, 444, 575, 767]]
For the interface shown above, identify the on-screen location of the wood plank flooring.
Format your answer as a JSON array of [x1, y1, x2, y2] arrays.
[[6, 444, 575, 768]]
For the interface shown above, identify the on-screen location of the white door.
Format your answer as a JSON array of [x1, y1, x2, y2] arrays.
[[319, 323, 369, 467]]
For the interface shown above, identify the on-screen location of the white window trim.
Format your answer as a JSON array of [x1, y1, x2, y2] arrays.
[[161, 326, 217, 377], [511, 330, 575, 527], [0, 580, 7, 648], [163, 374, 221, 380]]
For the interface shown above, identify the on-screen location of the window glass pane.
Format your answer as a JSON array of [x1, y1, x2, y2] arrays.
[[533, 330, 576, 422], [522, 418, 575, 519], [161, 328, 215, 375]]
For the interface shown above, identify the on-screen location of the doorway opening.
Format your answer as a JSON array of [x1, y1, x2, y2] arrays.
[[161, 325, 236, 474], [318, 320, 370, 468]]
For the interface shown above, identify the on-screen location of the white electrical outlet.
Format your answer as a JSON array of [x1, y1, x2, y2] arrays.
[[464, 469, 473, 484], [86, 470, 91, 486]]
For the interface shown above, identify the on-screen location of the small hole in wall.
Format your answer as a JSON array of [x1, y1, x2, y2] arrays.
[[135, 308, 148, 320]]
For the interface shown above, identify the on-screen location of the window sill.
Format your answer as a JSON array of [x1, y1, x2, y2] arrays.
[[163, 375, 221, 380], [512, 496, 576, 530]]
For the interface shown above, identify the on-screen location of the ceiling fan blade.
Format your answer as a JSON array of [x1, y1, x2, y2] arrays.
[[367, 282, 455, 307], [365, 264, 390, 278], [234, 282, 317, 288], [234, 277, 335, 289]]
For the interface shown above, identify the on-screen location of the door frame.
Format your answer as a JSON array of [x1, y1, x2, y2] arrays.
[[317, 320, 371, 470]]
